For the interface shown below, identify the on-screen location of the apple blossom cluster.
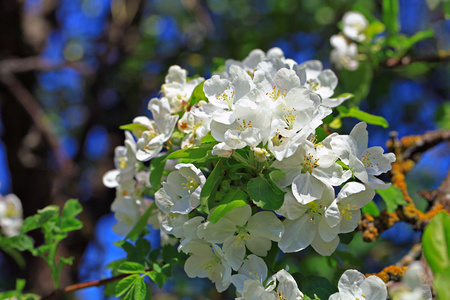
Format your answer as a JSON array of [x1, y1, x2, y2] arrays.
[[0, 192, 23, 237], [103, 47, 396, 298], [330, 11, 369, 71]]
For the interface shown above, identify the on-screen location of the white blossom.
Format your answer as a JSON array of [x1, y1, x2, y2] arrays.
[[330, 122, 396, 190], [198, 205, 284, 271], [389, 262, 432, 300], [161, 65, 204, 113], [184, 240, 232, 292], [342, 11, 369, 42], [329, 269, 388, 300], [135, 98, 178, 161], [272, 140, 351, 204], [330, 35, 360, 71], [155, 163, 206, 214], [0, 193, 23, 237], [102, 131, 137, 188]]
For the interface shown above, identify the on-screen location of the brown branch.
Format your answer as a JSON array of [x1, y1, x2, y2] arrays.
[[0, 56, 93, 75], [358, 130, 450, 242], [41, 272, 130, 300], [0, 72, 74, 174], [385, 52, 450, 68]]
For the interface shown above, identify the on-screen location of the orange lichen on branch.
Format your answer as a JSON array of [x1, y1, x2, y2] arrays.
[[359, 211, 399, 242], [359, 131, 449, 241], [366, 265, 407, 283]]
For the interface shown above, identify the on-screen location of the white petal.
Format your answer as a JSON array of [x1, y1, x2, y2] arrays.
[[247, 211, 284, 242], [360, 276, 388, 300], [318, 216, 340, 242], [311, 232, 339, 256], [292, 173, 325, 204], [245, 235, 272, 257], [223, 237, 246, 271], [279, 216, 316, 253]]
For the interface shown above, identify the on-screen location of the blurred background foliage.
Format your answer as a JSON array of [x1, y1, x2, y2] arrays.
[[0, 0, 449, 299]]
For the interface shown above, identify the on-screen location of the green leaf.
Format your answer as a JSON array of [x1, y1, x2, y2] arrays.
[[209, 200, 247, 224], [339, 232, 355, 245], [346, 107, 389, 128], [445, 1, 450, 18], [376, 185, 407, 212], [334, 250, 364, 266], [149, 154, 168, 190], [166, 142, 217, 160], [383, 0, 399, 33], [366, 20, 386, 40], [118, 262, 146, 274], [0, 243, 26, 268], [119, 123, 149, 137], [132, 277, 147, 300], [147, 267, 167, 288], [263, 241, 279, 273], [115, 274, 140, 297], [423, 212, 450, 276], [436, 102, 450, 130], [61, 218, 82, 232], [435, 266, 450, 300], [200, 159, 225, 213], [20, 215, 41, 234], [162, 244, 178, 263], [362, 201, 380, 217], [60, 256, 74, 266], [295, 274, 337, 300], [211, 57, 225, 73], [314, 127, 329, 143], [339, 62, 373, 104], [7, 235, 34, 252], [247, 173, 285, 211], [16, 278, 26, 292], [188, 81, 206, 107], [125, 203, 156, 241], [62, 199, 82, 219], [201, 132, 217, 144]]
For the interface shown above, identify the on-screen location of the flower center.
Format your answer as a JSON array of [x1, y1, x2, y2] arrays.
[[302, 153, 320, 173], [271, 130, 287, 147], [307, 201, 325, 224], [200, 256, 220, 276], [276, 289, 287, 300], [283, 109, 298, 130], [218, 88, 235, 110], [118, 157, 128, 169], [266, 85, 287, 101], [235, 118, 253, 131], [5, 202, 19, 218], [340, 204, 357, 221], [182, 176, 198, 193], [307, 79, 324, 92], [361, 151, 374, 168]]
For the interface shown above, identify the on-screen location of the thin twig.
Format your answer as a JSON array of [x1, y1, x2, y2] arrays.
[[0, 72, 74, 173], [41, 273, 130, 300]]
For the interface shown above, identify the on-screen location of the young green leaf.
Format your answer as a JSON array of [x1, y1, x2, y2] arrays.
[[247, 173, 285, 211], [149, 154, 168, 190], [347, 107, 389, 128], [115, 274, 140, 297], [383, 0, 399, 33], [118, 261, 146, 274], [200, 159, 224, 213], [166, 142, 217, 160], [209, 200, 247, 224], [362, 201, 380, 217], [376, 186, 407, 212], [188, 80, 206, 106], [423, 212, 450, 276]]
